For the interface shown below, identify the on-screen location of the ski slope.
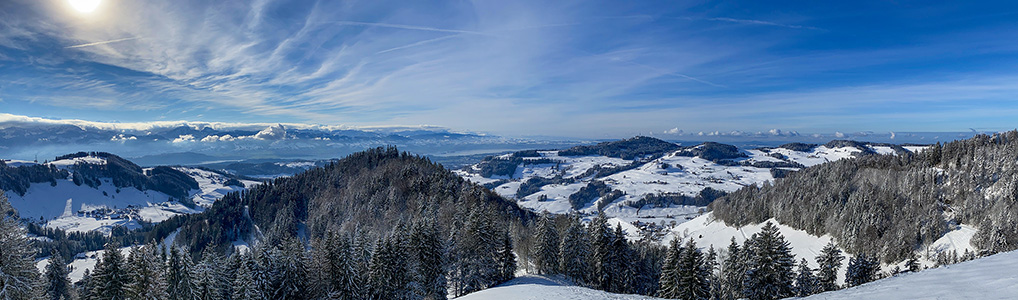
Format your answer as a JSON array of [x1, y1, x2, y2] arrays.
[[799, 250, 1018, 300], [458, 275, 663, 300]]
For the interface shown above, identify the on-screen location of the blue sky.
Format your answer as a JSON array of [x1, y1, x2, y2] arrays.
[[1, 0, 1017, 138]]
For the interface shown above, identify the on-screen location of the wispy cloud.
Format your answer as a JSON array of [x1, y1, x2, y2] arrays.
[[65, 37, 143, 49], [329, 21, 490, 35], [703, 17, 821, 30]]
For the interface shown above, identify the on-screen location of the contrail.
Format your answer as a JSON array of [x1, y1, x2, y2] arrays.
[[65, 37, 142, 49], [331, 21, 489, 35], [377, 34, 462, 54]]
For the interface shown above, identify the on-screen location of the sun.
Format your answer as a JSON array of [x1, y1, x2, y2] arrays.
[[68, 0, 101, 14]]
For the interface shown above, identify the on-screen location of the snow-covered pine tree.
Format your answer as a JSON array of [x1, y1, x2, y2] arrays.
[[611, 225, 638, 294], [78, 269, 94, 300], [657, 238, 683, 298], [125, 243, 168, 300], [232, 253, 266, 300], [368, 232, 414, 300], [705, 246, 720, 299], [0, 204, 43, 300], [44, 249, 72, 300], [588, 211, 618, 292], [166, 247, 197, 300], [194, 247, 225, 300], [252, 246, 276, 300], [845, 253, 878, 287], [532, 212, 560, 275], [793, 258, 819, 297], [742, 222, 795, 300], [559, 214, 591, 285], [815, 241, 843, 292], [496, 229, 517, 284], [409, 217, 447, 300], [719, 238, 745, 300], [906, 251, 921, 273], [272, 236, 310, 300], [88, 243, 129, 300], [453, 206, 501, 296], [676, 239, 710, 300]]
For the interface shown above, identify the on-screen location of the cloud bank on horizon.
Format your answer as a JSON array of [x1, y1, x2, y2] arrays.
[[1, 0, 1017, 138]]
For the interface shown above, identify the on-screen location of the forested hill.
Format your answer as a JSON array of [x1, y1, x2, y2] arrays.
[[174, 146, 533, 254], [710, 130, 1018, 263]]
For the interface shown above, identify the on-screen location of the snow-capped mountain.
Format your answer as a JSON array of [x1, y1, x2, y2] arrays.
[[1, 152, 258, 234]]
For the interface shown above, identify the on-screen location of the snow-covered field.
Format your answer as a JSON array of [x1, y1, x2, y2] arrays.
[[3, 155, 257, 234], [799, 250, 1018, 300], [459, 250, 1018, 300], [458, 275, 663, 300], [457, 142, 919, 243]]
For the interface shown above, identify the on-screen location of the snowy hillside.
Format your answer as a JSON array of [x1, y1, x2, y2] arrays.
[[456, 138, 924, 240], [458, 275, 664, 300], [798, 250, 1018, 299], [2, 153, 259, 234], [669, 212, 977, 285]]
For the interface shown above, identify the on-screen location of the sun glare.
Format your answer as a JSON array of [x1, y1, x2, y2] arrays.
[[68, 0, 101, 13]]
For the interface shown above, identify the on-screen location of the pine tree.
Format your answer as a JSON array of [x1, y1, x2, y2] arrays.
[[906, 251, 921, 273], [496, 230, 517, 284], [44, 250, 72, 300], [793, 258, 819, 297], [408, 217, 447, 300], [313, 232, 360, 299], [453, 206, 501, 296], [125, 243, 168, 300], [657, 239, 683, 298], [0, 209, 43, 300], [368, 233, 414, 300], [815, 241, 843, 292], [559, 214, 590, 285], [705, 246, 720, 299], [532, 212, 560, 275], [272, 236, 310, 300], [589, 211, 619, 292], [89, 243, 129, 300], [166, 247, 197, 300], [846, 253, 878, 287], [678, 239, 711, 300], [719, 238, 745, 300], [232, 253, 265, 300], [742, 222, 795, 300], [194, 248, 224, 300]]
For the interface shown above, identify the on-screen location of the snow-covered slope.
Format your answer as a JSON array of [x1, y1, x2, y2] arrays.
[[458, 275, 663, 300], [669, 212, 977, 285], [2, 153, 259, 234], [457, 139, 923, 242], [798, 250, 1018, 300]]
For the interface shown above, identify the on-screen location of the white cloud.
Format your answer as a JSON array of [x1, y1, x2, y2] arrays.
[[172, 135, 195, 143], [664, 127, 682, 134], [110, 134, 137, 142], [834, 132, 846, 138]]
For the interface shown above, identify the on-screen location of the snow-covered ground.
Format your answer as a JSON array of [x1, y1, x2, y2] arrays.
[[3, 156, 256, 234], [35, 246, 137, 283], [458, 142, 918, 241], [799, 250, 1018, 300], [669, 213, 977, 285], [458, 275, 663, 300]]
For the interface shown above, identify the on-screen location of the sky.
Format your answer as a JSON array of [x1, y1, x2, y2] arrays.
[[1, 0, 1017, 139]]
